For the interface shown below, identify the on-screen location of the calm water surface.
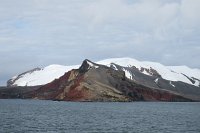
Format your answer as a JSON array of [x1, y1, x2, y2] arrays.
[[0, 99, 200, 133]]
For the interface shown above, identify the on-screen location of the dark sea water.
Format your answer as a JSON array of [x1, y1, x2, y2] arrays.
[[0, 99, 199, 133]]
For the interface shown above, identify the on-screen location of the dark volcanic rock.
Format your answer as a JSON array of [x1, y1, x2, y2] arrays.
[[0, 86, 41, 99]]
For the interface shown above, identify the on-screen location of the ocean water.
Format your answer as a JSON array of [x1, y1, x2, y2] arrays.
[[0, 99, 199, 133]]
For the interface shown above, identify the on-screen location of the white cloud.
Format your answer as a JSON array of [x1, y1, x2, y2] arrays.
[[83, 0, 200, 42], [180, 0, 200, 27], [0, 0, 199, 85]]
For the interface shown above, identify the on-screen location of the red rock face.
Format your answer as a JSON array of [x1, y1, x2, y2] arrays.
[[62, 74, 92, 101], [122, 83, 191, 102], [64, 86, 91, 101], [32, 70, 73, 100], [135, 88, 185, 101], [32, 69, 94, 101]]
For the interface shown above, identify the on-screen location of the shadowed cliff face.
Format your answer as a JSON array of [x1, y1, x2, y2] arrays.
[[26, 60, 192, 102]]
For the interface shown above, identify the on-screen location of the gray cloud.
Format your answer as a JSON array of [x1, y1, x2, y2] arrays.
[[0, 0, 200, 86]]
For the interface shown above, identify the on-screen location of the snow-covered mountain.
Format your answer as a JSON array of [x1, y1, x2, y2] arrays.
[[7, 57, 200, 87], [7, 65, 79, 86], [98, 58, 200, 87]]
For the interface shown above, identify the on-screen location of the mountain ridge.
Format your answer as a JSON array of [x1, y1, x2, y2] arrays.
[[8, 57, 200, 87], [2, 59, 200, 101]]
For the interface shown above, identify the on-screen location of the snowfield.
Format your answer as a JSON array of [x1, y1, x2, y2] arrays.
[[13, 65, 79, 86]]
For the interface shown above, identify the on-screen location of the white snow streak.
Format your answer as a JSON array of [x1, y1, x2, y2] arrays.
[[170, 81, 175, 87], [122, 68, 133, 80]]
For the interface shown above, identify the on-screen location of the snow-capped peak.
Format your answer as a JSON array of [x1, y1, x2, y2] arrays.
[[86, 60, 99, 69]]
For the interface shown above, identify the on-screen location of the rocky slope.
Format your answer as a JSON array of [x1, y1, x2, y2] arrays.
[[1, 59, 196, 102]]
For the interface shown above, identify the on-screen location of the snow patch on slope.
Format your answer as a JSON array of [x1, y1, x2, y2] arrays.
[[122, 68, 133, 80], [170, 81, 175, 87], [194, 80, 200, 87], [142, 69, 151, 76], [86, 61, 99, 69], [110, 63, 118, 70], [154, 78, 159, 84]]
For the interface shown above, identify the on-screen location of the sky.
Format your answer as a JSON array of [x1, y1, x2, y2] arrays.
[[0, 0, 200, 86]]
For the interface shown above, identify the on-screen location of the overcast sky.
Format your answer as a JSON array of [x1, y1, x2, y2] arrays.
[[0, 0, 200, 86]]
